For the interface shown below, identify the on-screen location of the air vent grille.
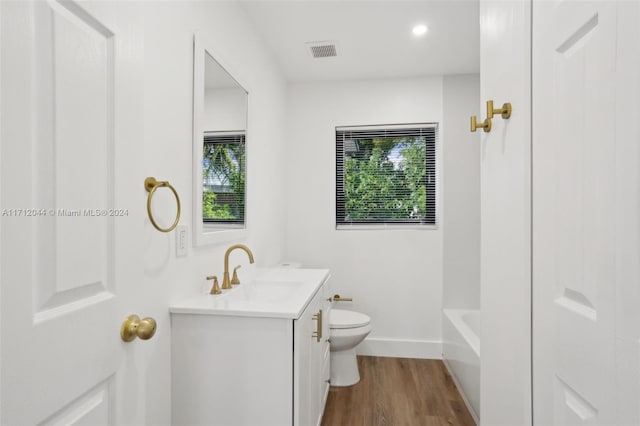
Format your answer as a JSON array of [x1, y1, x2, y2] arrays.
[[306, 41, 338, 58]]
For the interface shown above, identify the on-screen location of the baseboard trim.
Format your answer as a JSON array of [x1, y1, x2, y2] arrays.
[[356, 337, 442, 359]]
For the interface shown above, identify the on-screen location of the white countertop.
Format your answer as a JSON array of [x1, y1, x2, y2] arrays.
[[169, 268, 330, 319]]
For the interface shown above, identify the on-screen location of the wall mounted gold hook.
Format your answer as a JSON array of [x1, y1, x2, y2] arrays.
[[487, 100, 512, 119], [471, 115, 492, 133]]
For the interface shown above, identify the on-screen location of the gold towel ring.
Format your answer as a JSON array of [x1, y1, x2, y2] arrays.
[[144, 177, 181, 233]]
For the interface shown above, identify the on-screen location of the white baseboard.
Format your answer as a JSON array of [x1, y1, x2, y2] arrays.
[[356, 337, 442, 359]]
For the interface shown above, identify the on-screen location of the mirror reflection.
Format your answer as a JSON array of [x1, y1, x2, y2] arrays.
[[202, 51, 248, 227]]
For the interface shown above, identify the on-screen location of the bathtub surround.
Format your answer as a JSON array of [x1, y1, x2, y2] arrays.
[[443, 309, 480, 422]]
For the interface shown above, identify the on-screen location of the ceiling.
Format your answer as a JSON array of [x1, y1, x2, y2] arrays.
[[238, 0, 480, 83]]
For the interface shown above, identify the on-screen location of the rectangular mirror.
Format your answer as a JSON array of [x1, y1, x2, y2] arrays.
[[192, 35, 249, 246]]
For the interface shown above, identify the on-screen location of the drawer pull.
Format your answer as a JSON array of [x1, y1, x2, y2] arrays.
[[312, 309, 322, 342]]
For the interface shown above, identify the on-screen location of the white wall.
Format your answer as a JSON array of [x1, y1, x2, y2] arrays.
[[441, 74, 481, 420], [140, 2, 287, 424], [204, 87, 247, 132], [284, 77, 444, 358], [442, 74, 480, 310]]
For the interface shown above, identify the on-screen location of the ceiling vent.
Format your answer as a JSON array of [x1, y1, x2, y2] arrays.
[[306, 41, 338, 58]]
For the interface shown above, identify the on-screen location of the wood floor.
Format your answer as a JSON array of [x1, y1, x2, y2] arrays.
[[321, 356, 476, 426]]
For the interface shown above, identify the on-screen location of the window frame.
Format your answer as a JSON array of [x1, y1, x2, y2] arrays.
[[335, 123, 438, 230]]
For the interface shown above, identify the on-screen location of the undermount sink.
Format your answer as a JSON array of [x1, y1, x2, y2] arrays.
[[168, 268, 330, 319], [235, 280, 304, 302]]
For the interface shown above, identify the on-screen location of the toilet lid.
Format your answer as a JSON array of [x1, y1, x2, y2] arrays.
[[330, 309, 371, 329]]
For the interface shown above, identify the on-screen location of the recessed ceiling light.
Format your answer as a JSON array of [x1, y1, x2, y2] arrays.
[[412, 24, 428, 37]]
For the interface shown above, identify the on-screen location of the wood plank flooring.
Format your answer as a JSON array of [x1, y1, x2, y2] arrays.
[[321, 356, 476, 426]]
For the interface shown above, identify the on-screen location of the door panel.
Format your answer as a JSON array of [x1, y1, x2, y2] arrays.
[[533, 1, 620, 424], [47, 0, 113, 298], [40, 380, 113, 425], [1, 1, 146, 424], [33, 0, 115, 318], [479, 1, 532, 424]]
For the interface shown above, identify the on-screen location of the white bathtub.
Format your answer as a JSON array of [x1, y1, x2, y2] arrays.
[[443, 309, 480, 423]]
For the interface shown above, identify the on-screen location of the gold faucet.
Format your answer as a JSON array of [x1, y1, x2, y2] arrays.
[[207, 275, 221, 295], [222, 244, 254, 289], [231, 265, 242, 285]]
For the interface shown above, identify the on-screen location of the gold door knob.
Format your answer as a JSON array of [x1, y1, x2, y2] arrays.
[[120, 315, 157, 342]]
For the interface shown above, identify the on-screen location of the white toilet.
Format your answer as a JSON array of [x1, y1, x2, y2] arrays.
[[329, 309, 372, 386]]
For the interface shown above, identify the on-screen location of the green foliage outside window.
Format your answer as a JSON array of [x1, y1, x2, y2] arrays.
[[202, 135, 245, 222], [202, 191, 234, 219], [342, 137, 429, 222]]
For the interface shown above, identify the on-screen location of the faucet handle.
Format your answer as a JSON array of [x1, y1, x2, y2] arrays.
[[231, 265, 242, 285], [206, 275, 221, 295]]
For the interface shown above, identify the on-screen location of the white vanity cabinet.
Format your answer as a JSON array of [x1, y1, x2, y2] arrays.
[[170, 269, 330, 426], [294, 282, 330, 426]]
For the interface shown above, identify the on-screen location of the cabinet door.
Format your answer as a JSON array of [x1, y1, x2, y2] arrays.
[[294, 286, 325, 426], [317, 282, 331, 423]]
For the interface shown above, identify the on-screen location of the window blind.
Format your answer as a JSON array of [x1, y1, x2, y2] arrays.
[[336, 123, 437, 226], [203, 131, 246, 224]]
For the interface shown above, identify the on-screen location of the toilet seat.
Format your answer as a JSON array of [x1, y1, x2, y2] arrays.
[[330, 309, 370, 329]]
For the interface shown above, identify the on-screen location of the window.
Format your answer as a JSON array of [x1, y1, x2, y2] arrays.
[[203, 131, 246, 225], [336, 124, 437, 227]]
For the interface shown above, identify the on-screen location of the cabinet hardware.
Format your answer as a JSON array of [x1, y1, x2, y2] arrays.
[[312, 309, 323, 342], [487, 100, 512, 119], [470, 115, 491, 133]]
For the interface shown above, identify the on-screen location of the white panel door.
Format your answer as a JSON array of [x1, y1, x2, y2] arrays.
[[533, 1, 640, 424], [479, 1, 532, 424], [1, 1, 157, 424]]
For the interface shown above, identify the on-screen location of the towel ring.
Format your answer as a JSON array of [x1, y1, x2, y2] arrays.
[[144, 177, 181, 233]]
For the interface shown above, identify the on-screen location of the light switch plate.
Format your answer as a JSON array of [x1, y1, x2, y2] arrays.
[[176, 225, 188, 257]]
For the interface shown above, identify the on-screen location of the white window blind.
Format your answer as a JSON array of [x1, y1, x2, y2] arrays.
[[336, 123, 437, 226]]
